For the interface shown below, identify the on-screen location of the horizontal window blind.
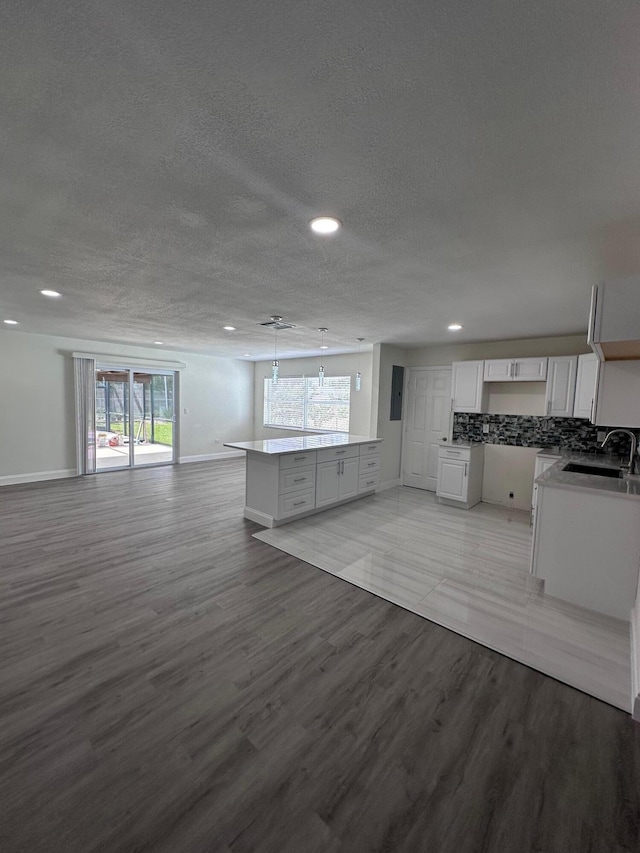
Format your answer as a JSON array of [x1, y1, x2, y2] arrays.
[[264, 376, 351, 432]]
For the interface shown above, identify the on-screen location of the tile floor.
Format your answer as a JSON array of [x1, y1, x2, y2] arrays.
[[254, 487, 631, 711]]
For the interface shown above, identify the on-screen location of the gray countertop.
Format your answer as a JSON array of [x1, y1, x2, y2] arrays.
[[536, 451, 640, 500], [224, 433, 381, 456]]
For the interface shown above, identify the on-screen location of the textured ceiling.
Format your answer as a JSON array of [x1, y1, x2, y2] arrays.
[[2, 0, 640, 360]]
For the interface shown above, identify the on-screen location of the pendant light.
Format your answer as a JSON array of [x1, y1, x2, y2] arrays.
[[317, 328, 328, 387], [272, 327, 279, 384], [355, 338, 364, 391]]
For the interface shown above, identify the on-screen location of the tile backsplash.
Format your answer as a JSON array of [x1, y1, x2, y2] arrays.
[[453, 414, 639, 454]]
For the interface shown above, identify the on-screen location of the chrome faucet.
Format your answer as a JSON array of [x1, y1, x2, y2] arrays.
[[600, 429, 638, 474]]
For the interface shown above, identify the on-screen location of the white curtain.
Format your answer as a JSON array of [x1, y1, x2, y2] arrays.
[[74, 356, 96, 475]]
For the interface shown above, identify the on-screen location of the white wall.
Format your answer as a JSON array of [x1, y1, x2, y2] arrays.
[[372, 343, 408, 488], [252, 351, 373, 440], [405, 334, 590, 367], [481, 445, 538, 511], [0, 331, 254, 483]]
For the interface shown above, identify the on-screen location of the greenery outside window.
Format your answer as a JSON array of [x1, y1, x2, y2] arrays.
[[264, 376, 351, 432]]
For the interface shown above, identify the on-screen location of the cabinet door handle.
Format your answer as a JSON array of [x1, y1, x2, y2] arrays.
[[335, 449, 346, 455], [294, 455, 307, 461], [590, 398, 594, 423], [509, 362, 513, 377], [546, 400, 551, 415], [464, 462, 468, 476], [341, 460, 345, 474], [293, 500, 306, 507], [366, 479, 376, 486], [293, 477, 306, 482], [367, 462, 376, 467]]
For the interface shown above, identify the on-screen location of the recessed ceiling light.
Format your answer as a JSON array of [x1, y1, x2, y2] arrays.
[[3, 319, 18, 325], [40, 289, 61, 297], [320, 345, 329, 350], [448, 323, 463, 331], [243, 353, 251, 357], [223, 325, 236, 331], [154, 341, 164, 345], [309, 216, 341, 235]]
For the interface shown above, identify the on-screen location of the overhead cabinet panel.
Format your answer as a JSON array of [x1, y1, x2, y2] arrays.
[[483, 357, 548, 381], [545, 356, 577, 417], [452, 361, 486, 412], [513, 357, 548, 380], [573, 353, 599, 420], [483, 359, 513, 381], [588, 279, 640, 360]]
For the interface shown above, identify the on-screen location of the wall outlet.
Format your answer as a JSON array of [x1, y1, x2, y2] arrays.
[[482, 423, 490, 434], [597, 430, 606, 442], [183, 407, 189, 414]]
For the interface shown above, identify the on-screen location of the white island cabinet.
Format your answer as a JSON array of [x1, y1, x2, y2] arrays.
[[224, 434, 382, 527]]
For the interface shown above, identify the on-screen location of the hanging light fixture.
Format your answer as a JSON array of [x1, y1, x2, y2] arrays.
[[272, 327, 279, 384], [355, 338, 364, 391], [317, 328, 328, 387]]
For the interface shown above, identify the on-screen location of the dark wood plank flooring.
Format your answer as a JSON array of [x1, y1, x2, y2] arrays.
[[1, 459, 639, 852]]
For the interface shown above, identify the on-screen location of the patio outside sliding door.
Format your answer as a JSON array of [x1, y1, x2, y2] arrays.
[[132, 372, 175, 467], [95, 366, 176, 471]]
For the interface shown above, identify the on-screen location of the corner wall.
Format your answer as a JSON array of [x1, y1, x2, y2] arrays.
[[372, 343, 408, 488], [0, 331, 254, 484]]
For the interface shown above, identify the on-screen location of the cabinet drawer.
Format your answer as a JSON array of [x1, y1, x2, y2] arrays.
[[278, 489, 315, 518], [359, 442, 381, 457], [359, 472, 379, 493], [279, 466, 316, 493], [280, 451, 317, 470], [439, 446, 471, 461], [317, 445, 359, 463], [359, 455, 380, 474]]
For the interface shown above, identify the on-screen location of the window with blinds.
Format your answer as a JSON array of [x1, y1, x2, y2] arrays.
[[263, 376, 351, 432]]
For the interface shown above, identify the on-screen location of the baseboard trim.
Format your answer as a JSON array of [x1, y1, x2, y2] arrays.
[[377, 477, 402, 492], [179, 451, 245, 464], [481, 497, 532, 513], [0, 468, 76, 487]]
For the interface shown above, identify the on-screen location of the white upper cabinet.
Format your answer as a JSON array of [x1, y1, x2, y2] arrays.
[[544, 356, 577, 417], [592, 361, 640, 427], [588, 279, 640, 361], [483, 357, 548, 381], [452, 361, 486, 413], [483, 359, 513, 381], [573, 353, 599, 420], [512, 357, 548, 380]]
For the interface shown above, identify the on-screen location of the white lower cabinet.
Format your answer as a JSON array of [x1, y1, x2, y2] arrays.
[[316, 456, 359, 507], [436, 444, 484, 509]]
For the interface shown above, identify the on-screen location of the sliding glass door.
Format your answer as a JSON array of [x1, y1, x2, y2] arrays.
[[95, 366, 176, 471]]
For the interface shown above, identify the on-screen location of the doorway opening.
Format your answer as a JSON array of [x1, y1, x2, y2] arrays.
[[95, 367, 176, 471]]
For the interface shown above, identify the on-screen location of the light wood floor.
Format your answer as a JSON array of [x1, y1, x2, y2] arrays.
[[1, 459, 640, 853]]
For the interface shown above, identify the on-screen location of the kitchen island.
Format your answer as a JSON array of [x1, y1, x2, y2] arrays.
[[224, 433, 382, 528], [531, 452, 640, 621]]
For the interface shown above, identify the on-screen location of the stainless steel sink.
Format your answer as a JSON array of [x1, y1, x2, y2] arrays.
[[562, 462, 623, 479]]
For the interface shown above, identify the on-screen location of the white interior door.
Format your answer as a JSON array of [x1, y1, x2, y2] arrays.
[[402, 367, 452, 490]]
